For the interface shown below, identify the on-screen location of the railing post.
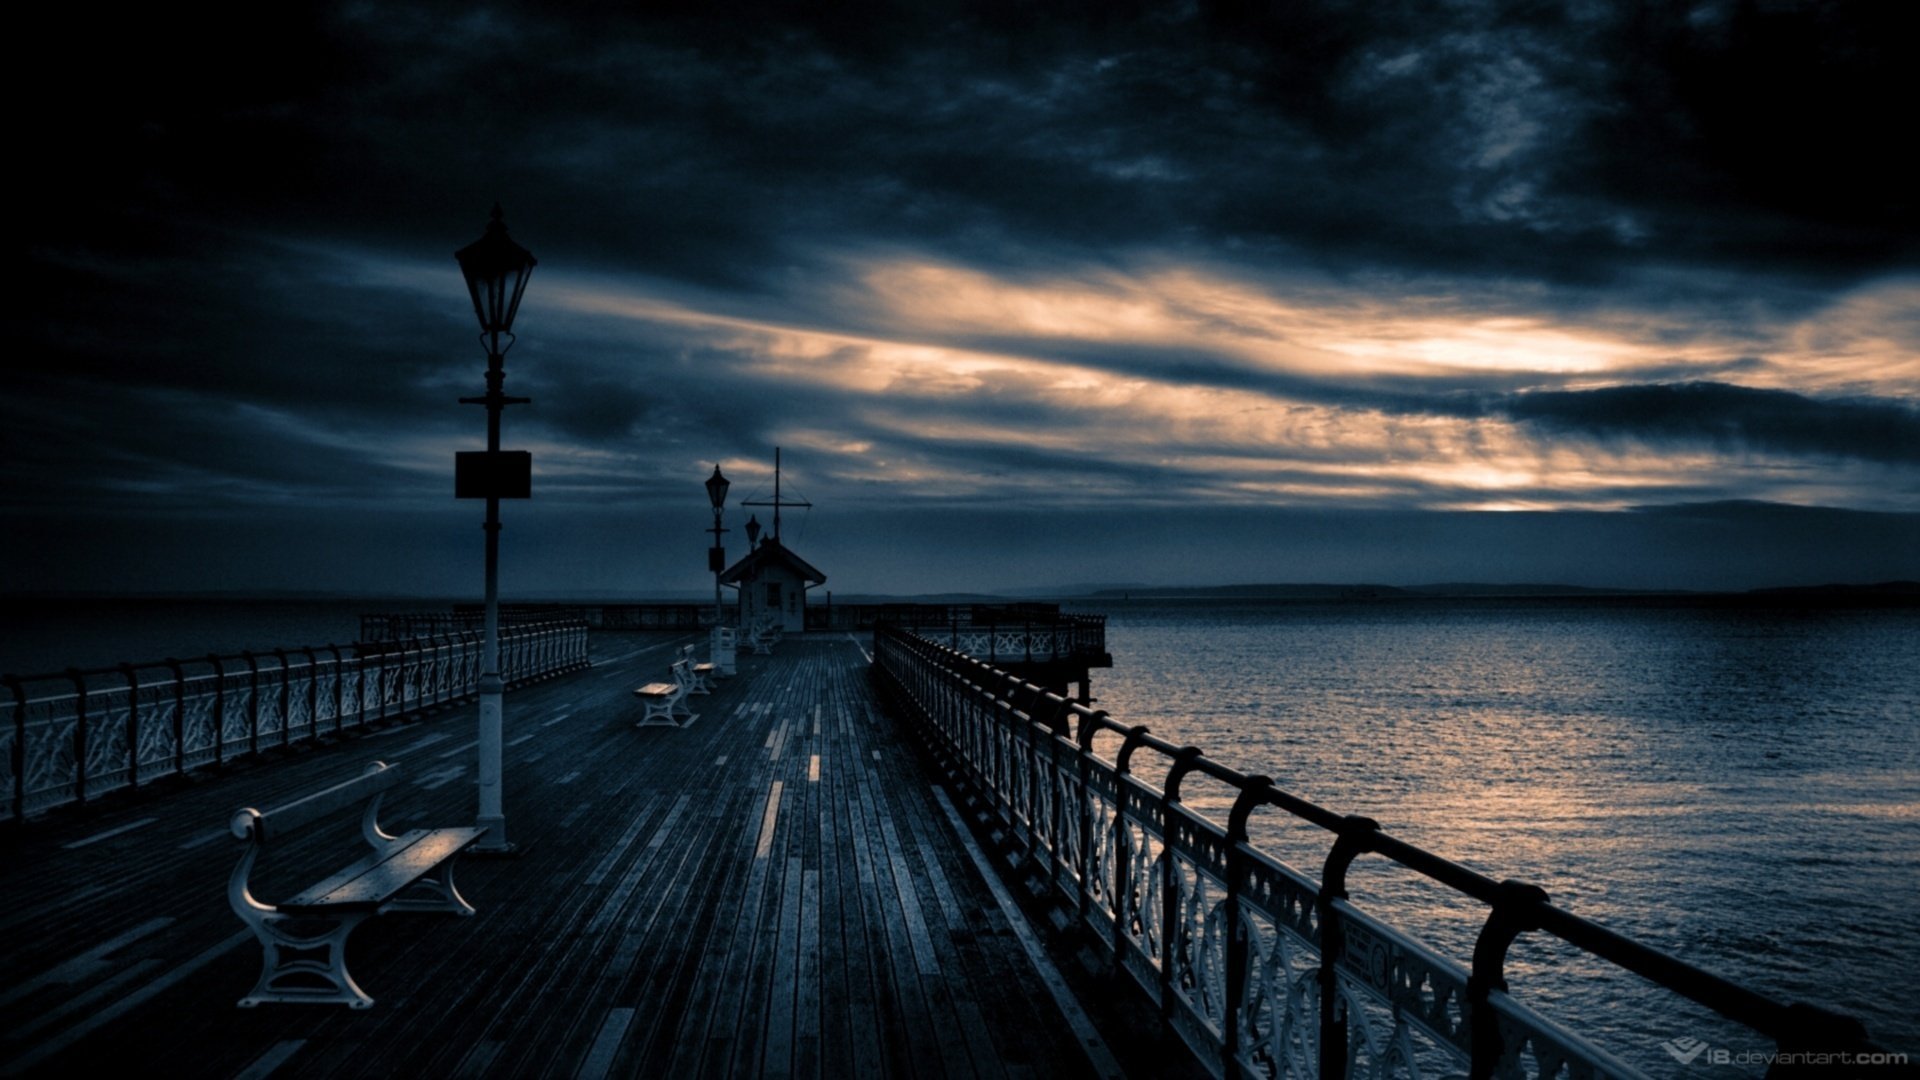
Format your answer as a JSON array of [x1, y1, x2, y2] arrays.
[[409, 635, 424, 711], [120, 663, 140, 790], [243, 650, 260, 756], [1467, 879, 1550, 1080], [274, 648, 292, 748], [1034, 690, 1072, 887], [208, 655, 227, 766], [303, 647, 319, 735], [1160, 746, 1204, 1018], [1317, 814, 1380, 1080], [166, 660, 186, 776], [1224, 775, 1275, 1077], [1076, 710, 1106, 928], [1771, 1002, 1874, 1075], [7, 675, 29, 823], [67, 669, 88, 806], [1113, 724, 1151, 959], [373, 645, 389, 723], [326, 646, 344, 735]]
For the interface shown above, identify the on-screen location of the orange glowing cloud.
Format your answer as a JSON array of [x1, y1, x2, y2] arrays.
[[376, 252, 1914, 512]]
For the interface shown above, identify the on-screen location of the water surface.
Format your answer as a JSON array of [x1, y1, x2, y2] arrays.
[[1078, 598, 1919, 1075]]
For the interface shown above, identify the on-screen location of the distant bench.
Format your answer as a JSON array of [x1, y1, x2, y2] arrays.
[[228, 761, 485, 1009], [634, 658, 698, 727], [679, 643, 716, 694], [747, 616, 782, 655]]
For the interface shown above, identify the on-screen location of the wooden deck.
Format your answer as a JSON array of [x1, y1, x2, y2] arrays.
[[0, 635, 1152, 1078]]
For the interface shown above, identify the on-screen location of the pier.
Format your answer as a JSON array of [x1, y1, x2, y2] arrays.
[[0, 625, 1896, 1078], [0, 634, 1169, 1078]]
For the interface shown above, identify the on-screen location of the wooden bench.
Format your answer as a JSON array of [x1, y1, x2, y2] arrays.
[[634, 659, 697, 727], [228, 761, 485, 1009], [747, 617, 780, 655], [678, 643, 716, 694]]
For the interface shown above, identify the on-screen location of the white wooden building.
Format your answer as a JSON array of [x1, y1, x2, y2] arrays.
[[718, 536, 826, 632]]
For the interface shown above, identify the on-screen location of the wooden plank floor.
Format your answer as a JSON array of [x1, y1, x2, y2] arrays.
[[0, 635, 1101, 1079]]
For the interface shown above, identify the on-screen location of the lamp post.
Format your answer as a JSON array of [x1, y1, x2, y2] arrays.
[[705, 465, 734, 676], [454, 204, 536, 854]]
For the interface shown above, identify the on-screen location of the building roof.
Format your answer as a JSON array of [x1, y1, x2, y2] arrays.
[[718, 536, 827, 587]]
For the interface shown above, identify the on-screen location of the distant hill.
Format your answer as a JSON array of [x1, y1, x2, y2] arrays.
[[1078, 581, 1919, 602], [1746, 581, 1919, 596], [1086, 583, 1410, 600], [1403, 583, 1650, 597]]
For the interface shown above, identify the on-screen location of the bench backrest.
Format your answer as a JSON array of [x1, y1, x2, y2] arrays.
[[232, 761, 402, 843]]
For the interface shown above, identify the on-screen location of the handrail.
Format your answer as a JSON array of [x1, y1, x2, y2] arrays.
[[0, 620, 591, 824], [870, 622, 1881, 1079]]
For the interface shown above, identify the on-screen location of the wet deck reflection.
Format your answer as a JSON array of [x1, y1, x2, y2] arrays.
[[0, 635, 1129, 1078]]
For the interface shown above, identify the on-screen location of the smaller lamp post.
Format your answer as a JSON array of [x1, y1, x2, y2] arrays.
[[705, 465, 734, 676]]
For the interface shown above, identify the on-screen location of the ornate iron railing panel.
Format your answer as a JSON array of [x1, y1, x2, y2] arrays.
[[870, 622, 1884, 1080], [178, 667, 221, 771], [18, 684, 81, 815], [254, 653, 287, 747], [2, 621, 588, 824]]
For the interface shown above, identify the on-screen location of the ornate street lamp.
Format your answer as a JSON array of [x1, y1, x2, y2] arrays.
[[745, 514, 762, 549], [705, 465, 734, 676], [454, 204, 536, 854]]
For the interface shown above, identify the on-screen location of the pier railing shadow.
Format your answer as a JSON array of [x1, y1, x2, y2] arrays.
[[871, 622, 1883, 1080], [1, 621, 590, 824]]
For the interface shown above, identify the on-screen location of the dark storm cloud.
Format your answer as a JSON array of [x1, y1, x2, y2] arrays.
[[1491, 382, 1920, 465], [0, 382, 434, 511], [26, 240, 474, 425], [27, 1, 1915, 295]]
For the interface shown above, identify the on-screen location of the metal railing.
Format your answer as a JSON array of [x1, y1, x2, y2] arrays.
[[884, 608, 1109, 666], [871, 623, 1880, 1080], [1, 621, 590, 824]]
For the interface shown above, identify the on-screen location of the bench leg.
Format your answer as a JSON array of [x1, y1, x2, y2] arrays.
[[238, 910, 377, 1009], [637, 700, 677, 727], [381, 859, 478, 916]]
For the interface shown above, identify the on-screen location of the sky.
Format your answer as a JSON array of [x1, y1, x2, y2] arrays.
[[12, 0, 1918, 597]]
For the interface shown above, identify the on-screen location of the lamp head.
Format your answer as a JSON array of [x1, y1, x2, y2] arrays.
[[455, 203, 537, 354]]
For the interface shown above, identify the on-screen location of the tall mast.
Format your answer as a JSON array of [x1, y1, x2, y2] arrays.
[[742, 446, 811, 542]]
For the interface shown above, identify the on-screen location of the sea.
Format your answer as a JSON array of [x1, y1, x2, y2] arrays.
[[3, 594, 1915, 1075], [1076, 597, 1919, 1076]]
